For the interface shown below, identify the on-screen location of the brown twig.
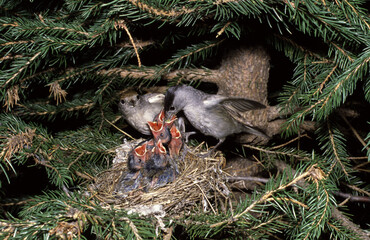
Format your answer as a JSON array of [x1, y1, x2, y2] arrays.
[[104, 118, 135, 140], [331, 207, 370, 240], [243, 144, 311, 161], [340, 113, 369, 151], [271, 134, 310, 150], [333, 191, 370, 203], [226, 176, 269, 183]]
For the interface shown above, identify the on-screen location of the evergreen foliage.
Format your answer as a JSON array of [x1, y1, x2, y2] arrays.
[[1, 0, 369, 239]]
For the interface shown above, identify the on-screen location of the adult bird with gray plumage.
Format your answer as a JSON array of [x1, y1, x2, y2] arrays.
[[119, 92, 164, 135], [164, 85, 269, 150]]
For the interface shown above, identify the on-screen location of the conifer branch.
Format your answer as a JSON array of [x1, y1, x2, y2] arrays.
[[314, 64, 338, 95], [210, 164, 317, 228], [327, 120, 348, 176], [3, 85, 20, 110], [331, 42, 354, 62], [0, 54, 23, 61], [158, 40, 225, 75], [121, 217, 143, 240], [243, 144, 311, 161], [0, 40, 34, 46], [1, 51, 41, 88], [319, 54, 370, 116], [342, 0, 370, 31], [126, 0, 193, 18], [47, 81, 67, 105]]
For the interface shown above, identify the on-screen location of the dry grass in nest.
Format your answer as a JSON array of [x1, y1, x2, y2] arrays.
[[92, 140, 231, 217]]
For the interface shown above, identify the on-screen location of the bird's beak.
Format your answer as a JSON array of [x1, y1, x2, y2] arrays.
[[166, 111, 178, 122], [164, 115, 177, 127], [147, 121, 164, 132], [134, 143, 147, 156], [170, 125, 181, 139], [157, 109, 165, 122], [156, 140, 167, 154]]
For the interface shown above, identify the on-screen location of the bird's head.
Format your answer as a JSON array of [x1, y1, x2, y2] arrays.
[[164, 85, 187, 118]]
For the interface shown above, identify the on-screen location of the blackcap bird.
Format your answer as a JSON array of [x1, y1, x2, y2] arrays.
[[119, 92, 164, 135], [164, 85, 269, 150]]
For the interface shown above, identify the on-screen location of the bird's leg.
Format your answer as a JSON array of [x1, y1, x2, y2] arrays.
[[177, 117, 196, 143], [183, 131, 196, 143], [198, 138, 225, 158]]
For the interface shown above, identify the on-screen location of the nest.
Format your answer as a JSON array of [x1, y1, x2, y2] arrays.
[[92, 139, 231, 217]]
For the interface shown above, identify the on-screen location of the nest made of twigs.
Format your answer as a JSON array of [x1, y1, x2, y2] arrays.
[[91, 139, 231, 216]]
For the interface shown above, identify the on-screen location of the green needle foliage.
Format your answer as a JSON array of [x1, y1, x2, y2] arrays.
[[1, 0, 369, 239]]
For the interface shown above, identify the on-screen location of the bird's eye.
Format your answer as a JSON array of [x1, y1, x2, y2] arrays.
[[169, 106, 175, 111], [160, 133, 164, 137], [120, 99, 125, 104]]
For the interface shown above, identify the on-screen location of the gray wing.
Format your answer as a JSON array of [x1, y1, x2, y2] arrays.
[[202, 95, 265, 113], [145, 93, 165, 104], [221, 98, 269, 139], [220, 98, 265, 112]]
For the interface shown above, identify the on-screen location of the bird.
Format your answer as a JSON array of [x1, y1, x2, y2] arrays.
[[146, 140, 170, 171], [119, 92, 164, 135], [116, 170, 148, 193], [168, 124, 183, 158], [153, 108, 165, 122], [164, 85, 269, 151], [150, 166, 176, 189], [127, 141, 149, 172], [147, 114, 177, 145]]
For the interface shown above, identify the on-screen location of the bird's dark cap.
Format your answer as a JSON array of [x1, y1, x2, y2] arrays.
[[164, 86, 180, 112]]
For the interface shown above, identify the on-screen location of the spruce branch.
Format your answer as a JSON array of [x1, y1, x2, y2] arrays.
[[3, 85, 20, 110], [1, 51, 41, 89], [326, 120, 349, 176], [126, 0, 193, 18], [243, 144, 312, 161], [317, 49, 370, 119], [157, 39, 225, 75], [210, 164, 317, 228], [47, 81, 67, 105], [340, 0, 370, 33], [274, 160, 369, 239]]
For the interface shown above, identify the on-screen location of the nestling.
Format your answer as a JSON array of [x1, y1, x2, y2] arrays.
[[127, 141, 149, 172], [147, 113, 176, 145], [146, 140, 170, 171], [168, 124, 183, 158]]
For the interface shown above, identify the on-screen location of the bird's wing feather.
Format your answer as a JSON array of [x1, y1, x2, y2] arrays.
[[147, 93, 165, 104], [202, 95, 225, 108], [221, 98, 266, 112]]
